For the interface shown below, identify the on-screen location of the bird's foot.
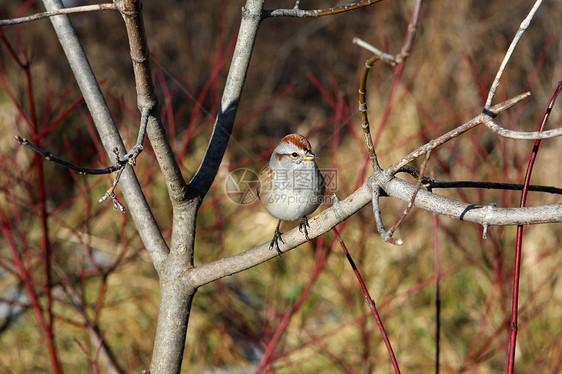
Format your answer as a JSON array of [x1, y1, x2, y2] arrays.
[[269, 222, 284, 255], [299, 216, 311, 240]]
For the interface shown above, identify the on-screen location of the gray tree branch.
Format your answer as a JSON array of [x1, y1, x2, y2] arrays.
[[151, 1, 265, 372], [263, 0, 383, 18], [42, 0, 168, 268], [118, 0, 188, 206], [0, 3, 116, 26], [187, 170, 562, 288], [187, 0, 264, 200]]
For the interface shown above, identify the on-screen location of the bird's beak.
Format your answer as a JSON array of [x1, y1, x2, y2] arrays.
[[304, 151, 317, 161]]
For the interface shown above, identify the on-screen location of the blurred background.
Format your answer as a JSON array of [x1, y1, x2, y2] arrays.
[[1, 0, 561, 372]]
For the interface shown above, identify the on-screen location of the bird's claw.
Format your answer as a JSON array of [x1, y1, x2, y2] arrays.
[[299, 216, 310, 240], [269, 224, 284, 255]]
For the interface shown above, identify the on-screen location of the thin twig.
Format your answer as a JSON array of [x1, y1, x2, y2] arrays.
[[432, 212, 441, 374], [358, 55, 382, 171], [354, 0, 423, 173], [387, 92, 530, 174], [484, 0, 543, 108], [15, 136, 122, 175], [263, 0, 384, 18], [386, 149, 432, 240], [122, 106, 150, 166], [333, 227, 401, 374], [353, 0, 422, 65], [482, 115, 562, 140], [117, 0, 187, 202], [372, 184, 403, 245], [397, 166, 562, 195], [388, 1, 542, 173], [99, 167, 127, 213], [427, 180, 562, 195], [507, 81, 561, 374], [400, 0, 423, 57], [15, 134, 132, 213], [353, 38, 397, 65], [0, 3, 117, 26]]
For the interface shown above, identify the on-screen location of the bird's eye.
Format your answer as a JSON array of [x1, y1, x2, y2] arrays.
[[291, 152, 298, 158]]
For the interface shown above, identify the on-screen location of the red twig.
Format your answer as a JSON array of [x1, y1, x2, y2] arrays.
[[333, 227, 401, 374], [173, 16, 238, 162], [23, 50, 62, 373], [0, 216, 61, 373], [255, 236, 332, 373], [507, 81, 562, 373], [432, 212, 441, 374], [74, 336, 101, 374]]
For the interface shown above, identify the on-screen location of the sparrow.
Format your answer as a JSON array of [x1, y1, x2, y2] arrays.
[[258, 134, 325, 254]]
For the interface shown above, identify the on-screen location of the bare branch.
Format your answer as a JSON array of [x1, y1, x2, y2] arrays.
[[15, 106, 158, 214], [42, 0, 168, 267], [98, 167, 127, 213], [263, 0, 383, 18], [358, 55, 383, 171], [386, 149, 431, 240], [482, 115, 562, 140], [188, 1, 263, 199], [425, 180, 562, 195], [484, 0, 542, 108], [385, 176, 562, 226], [15, 135, 130, 212], [0, 3, 116, 26], [187, 173, 562, 288], [15, 136, 121, 175], [387, 92, 530, 174], [353, 0, 422, 65], [400, 0, 423, 57], [372, 185, 403, 245], [354, 38, 398, 65], [117, 0, 187, 203], [399, 165, 562, 194], [356, 0, 423, 173], [123, 106, 149, 166]]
